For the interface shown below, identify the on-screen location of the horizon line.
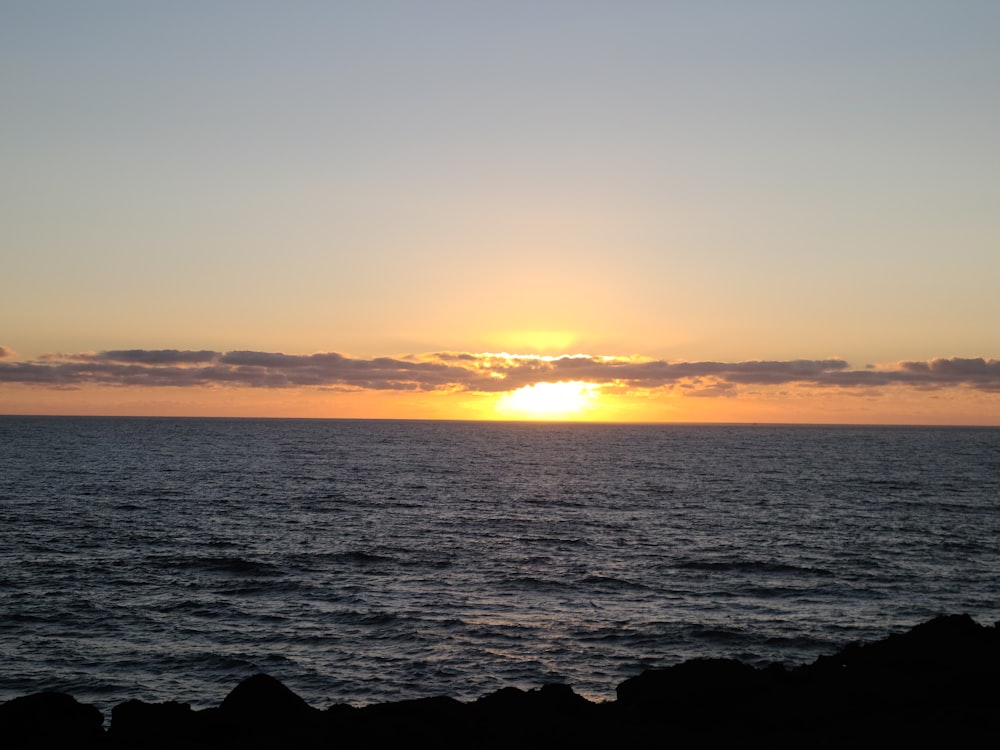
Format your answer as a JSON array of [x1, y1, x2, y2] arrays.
[[3, 413, 998, 429]]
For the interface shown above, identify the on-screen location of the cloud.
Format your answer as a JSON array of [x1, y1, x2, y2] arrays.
[[0, 346, 14, 359], [41, 349, 220, 364], [1, 349, 999, 396]]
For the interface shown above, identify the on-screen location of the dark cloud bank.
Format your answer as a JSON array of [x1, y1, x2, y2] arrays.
[[2, 348, 1000, 395]]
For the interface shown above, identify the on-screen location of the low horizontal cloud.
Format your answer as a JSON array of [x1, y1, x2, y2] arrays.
[[1, 349, 999, 396]]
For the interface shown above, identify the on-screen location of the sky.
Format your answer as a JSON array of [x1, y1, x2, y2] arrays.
[[2, 1, 998, 424]]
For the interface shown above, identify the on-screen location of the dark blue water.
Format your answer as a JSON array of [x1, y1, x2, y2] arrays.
[[1, 417, 998, 715]]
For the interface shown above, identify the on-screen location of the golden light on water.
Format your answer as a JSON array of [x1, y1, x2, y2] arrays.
[[494, 380, 600, 420]]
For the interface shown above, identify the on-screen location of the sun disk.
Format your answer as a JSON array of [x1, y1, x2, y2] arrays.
[[495, 380, 599, 420]]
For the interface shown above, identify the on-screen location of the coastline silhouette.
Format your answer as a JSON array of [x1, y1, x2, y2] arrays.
[[2, 614, 996, 747]]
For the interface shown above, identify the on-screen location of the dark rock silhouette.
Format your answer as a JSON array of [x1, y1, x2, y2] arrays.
[[223, 674, 327, 746], [108, 699, 199, 747], [813, 612, 997, 672], [337, 695, 469, 747], [3, 614, 998, 748], [111, 673, 329, 748], [611, 613, 999, 744], [0, 690, 104, 748], [467, 684, 607, 747]]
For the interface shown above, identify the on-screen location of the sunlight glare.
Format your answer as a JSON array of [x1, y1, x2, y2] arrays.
[[495, 380, 599, 420]]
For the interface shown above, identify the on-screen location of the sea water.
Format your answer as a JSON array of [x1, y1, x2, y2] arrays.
[[1, 417, 998, 716]]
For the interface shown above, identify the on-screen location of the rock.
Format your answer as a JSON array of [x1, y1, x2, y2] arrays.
[[615, 657, 763, 707], [108, 699, 197, 747], [613, 658, 786, 741], [7, 615, 999, 748], [0, 691, 104, 748], [815, 613, 998, 673], [200, 673, 326, 747], [469, 683, 606, 747], [610, 616, 1000, 744], [220, 673, 312, 717], [792, 614, 1000, 742], [344, 695, 469, 746]]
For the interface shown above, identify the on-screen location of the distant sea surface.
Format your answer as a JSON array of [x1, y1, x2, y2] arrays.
[[2, 417, 998, 715]]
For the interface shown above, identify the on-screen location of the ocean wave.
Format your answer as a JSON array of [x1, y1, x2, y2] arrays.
[[581, 574, 652, 591], [150, 554, 284, 577], [675, 559, 835, 577]]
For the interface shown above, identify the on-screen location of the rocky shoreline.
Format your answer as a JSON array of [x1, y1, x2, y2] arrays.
[[2, 614, 997, 748]]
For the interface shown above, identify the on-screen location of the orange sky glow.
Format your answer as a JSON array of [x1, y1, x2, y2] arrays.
[[3, 4, 999, 425], [2, 349, 998, 425]]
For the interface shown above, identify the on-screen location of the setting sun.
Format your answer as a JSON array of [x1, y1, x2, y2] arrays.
[[494, 380, 599, 420]]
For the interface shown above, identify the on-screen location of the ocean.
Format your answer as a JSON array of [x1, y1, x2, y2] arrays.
[[1, 416, 998, 717]]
